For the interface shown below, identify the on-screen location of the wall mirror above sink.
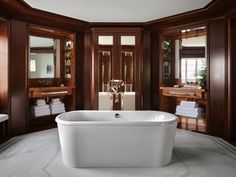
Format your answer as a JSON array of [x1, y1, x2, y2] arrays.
[[29, 35, 60, 79], [28, 25, 75, 87]]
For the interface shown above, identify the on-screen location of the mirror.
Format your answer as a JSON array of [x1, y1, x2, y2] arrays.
[[29, 36, 60, 78], [179, 26, 207, 87], [98, 36, 113, 92], [120, 36, 135, 92], [161, 26, 207, 87]]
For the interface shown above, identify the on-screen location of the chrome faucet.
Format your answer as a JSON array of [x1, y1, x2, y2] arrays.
[[107, 79, 125, 104]]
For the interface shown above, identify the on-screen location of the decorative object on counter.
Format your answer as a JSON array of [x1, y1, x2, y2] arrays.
[[30, 99, 50, 117], [163, 39, 172, 78], [175, 101, 203, 118], [49, 98, 66, 115], [65, 41, 72, 79]]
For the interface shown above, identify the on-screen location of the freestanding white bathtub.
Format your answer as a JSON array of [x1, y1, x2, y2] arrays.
[[56, 111, 178, 168]]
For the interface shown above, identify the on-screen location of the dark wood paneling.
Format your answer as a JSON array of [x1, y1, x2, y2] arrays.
[[230, 18, 236, 141], [0, 20, 9, 114], [208, 19, 227, 137], [9, 20, 28, 135], [142, 31, 151, 109], [75, 32, 85, 110], [83, 30, 94, 109], [151, 31, 160, 110]]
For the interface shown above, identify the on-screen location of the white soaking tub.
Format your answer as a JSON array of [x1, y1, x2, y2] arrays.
[[56, 110, 178, 168]]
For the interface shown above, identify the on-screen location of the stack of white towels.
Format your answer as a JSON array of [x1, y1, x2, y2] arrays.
[[31, 99, 50, 117], [49, 98, 66, 115], [175, 101, 203, 118]]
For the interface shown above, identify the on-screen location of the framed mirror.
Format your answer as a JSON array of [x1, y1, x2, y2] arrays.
[[29, 36, 60, 78], [27, 26, 75, 87]]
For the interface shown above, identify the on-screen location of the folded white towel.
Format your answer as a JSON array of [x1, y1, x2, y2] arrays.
[[50, 101, 62, 105], [31, 109, 50, 117], [35, 103, 46, 106], [176, 106, 203, 113], [51, 98, 60, 102], [36, 99, 46, 103], [49, 103, 65, 109], [51, 107, 66, 115], [31, 105, 49, 110], [180, 101, 198, 108], [175, 110, 202, 118]]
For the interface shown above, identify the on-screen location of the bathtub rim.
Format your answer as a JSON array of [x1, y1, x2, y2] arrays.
[[55, 110, 178, 126]]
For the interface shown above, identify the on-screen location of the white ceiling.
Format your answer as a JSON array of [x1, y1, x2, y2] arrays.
[[24, 0, 212, 22]]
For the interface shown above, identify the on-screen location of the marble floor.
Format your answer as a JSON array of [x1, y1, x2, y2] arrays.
[[0, 129, 236, 177]]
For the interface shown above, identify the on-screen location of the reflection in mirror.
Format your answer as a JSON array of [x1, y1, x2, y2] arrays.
[[29, 36, 60, 78], [121, 36, 135, 92], [120, 36, 136, 111], [98, 36, 113, 110], [179, 27, 206, 87], [98, 36, 113, 92], [98, 50, 112, 92]]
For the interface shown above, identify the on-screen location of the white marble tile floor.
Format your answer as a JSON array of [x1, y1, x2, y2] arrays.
[[0, 128, 236, 177]]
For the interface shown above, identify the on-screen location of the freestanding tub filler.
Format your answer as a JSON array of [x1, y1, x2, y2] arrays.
[[56, 110, 178, 168]]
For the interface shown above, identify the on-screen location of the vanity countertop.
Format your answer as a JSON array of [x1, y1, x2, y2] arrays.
[[160, 87, 206, 99], [29, 86, 75, 98]]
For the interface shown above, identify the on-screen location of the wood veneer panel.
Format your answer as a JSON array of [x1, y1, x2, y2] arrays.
[[230, 19, 236, 141], [0, 21, 9, 114], [208, 19, 227, 137], [75, 32, 85, 110], [83, 30, 94, 109], [9, 20, 28, 135], [150, 31, 160, 110], [142, 31, 151, 109]]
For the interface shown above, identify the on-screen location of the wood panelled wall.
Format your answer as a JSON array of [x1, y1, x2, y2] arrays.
[[75, 31, 85, 110], [230, 18, 236, 141], [0, 20, 9, 114], [9, 20, 28, 136], [83, 30, 94, 109], [142, 31, 151, 109], [208, 19, 228, 137], [150, 31, 160, 110]]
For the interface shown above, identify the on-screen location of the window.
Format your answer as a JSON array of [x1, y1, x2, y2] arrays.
[[30, 59, 36, 72], [181, 58, 205, 84]]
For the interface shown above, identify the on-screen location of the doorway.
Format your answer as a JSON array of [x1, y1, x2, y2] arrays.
[[93, 29, 141, 110]]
